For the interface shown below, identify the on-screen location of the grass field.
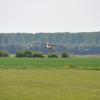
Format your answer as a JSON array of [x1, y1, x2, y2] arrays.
[[0, 70, 100, 100], [0, 57, 100, 70], [0, 57, 100, 100]]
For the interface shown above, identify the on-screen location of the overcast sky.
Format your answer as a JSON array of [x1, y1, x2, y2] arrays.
[[0, 0, 100, 33]]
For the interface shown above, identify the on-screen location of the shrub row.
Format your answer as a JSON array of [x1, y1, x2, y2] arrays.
[[0, 50, 69, 58], [16, 51, 44, 58], [16, 50, 69, 58]]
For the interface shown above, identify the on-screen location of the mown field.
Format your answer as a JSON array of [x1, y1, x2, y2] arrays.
[[0, 57, 100, 70], [0, 70, 100, 100], [0, 57, 100, 100]]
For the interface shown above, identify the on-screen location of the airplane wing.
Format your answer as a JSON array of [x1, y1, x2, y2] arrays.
[[32, 42, 66, 47]]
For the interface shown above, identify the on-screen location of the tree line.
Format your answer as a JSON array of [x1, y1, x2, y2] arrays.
[[0, 32, 100, 54]]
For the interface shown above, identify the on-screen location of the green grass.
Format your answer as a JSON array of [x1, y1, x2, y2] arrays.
[[0, 57, 100, 99], [0, 70, 100, 100], [0, 57, 100, 70]]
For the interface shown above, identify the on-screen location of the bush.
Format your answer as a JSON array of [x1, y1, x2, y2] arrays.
[[16, 51, 25, 57], [3, 51, 9, 57], [0, 51, 9, 57], [16, 50, 44, 58], [16, 50, 32, 57], [61, 53, 69, 58], [32, 52, 44, 58], [0, 51, 4, 57], [47, 54, 58, 58], [24, 50, 32, 57]]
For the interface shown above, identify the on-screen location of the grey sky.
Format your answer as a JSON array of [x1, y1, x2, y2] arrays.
[[0, 0, 100, 33]]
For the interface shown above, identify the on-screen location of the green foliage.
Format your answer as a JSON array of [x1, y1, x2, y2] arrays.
[[16, 50, 33, 57], [16, 50, 44, 58], [16, 51, 25, 57], [3, 51, 9, 57], [61, 53, 69, 58], [0, 51, 4, 57], [0, 51, 9, 57], [32, 52, 44, 58], [47, 54, 58, 58], [24, 50, 32, 57]]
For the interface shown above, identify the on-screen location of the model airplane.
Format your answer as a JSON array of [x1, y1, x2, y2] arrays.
[[32, 42, 65, 49]]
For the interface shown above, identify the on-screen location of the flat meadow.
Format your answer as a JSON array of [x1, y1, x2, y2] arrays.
[[0, 57, 100, 70], [0, 57, 100, 100]]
